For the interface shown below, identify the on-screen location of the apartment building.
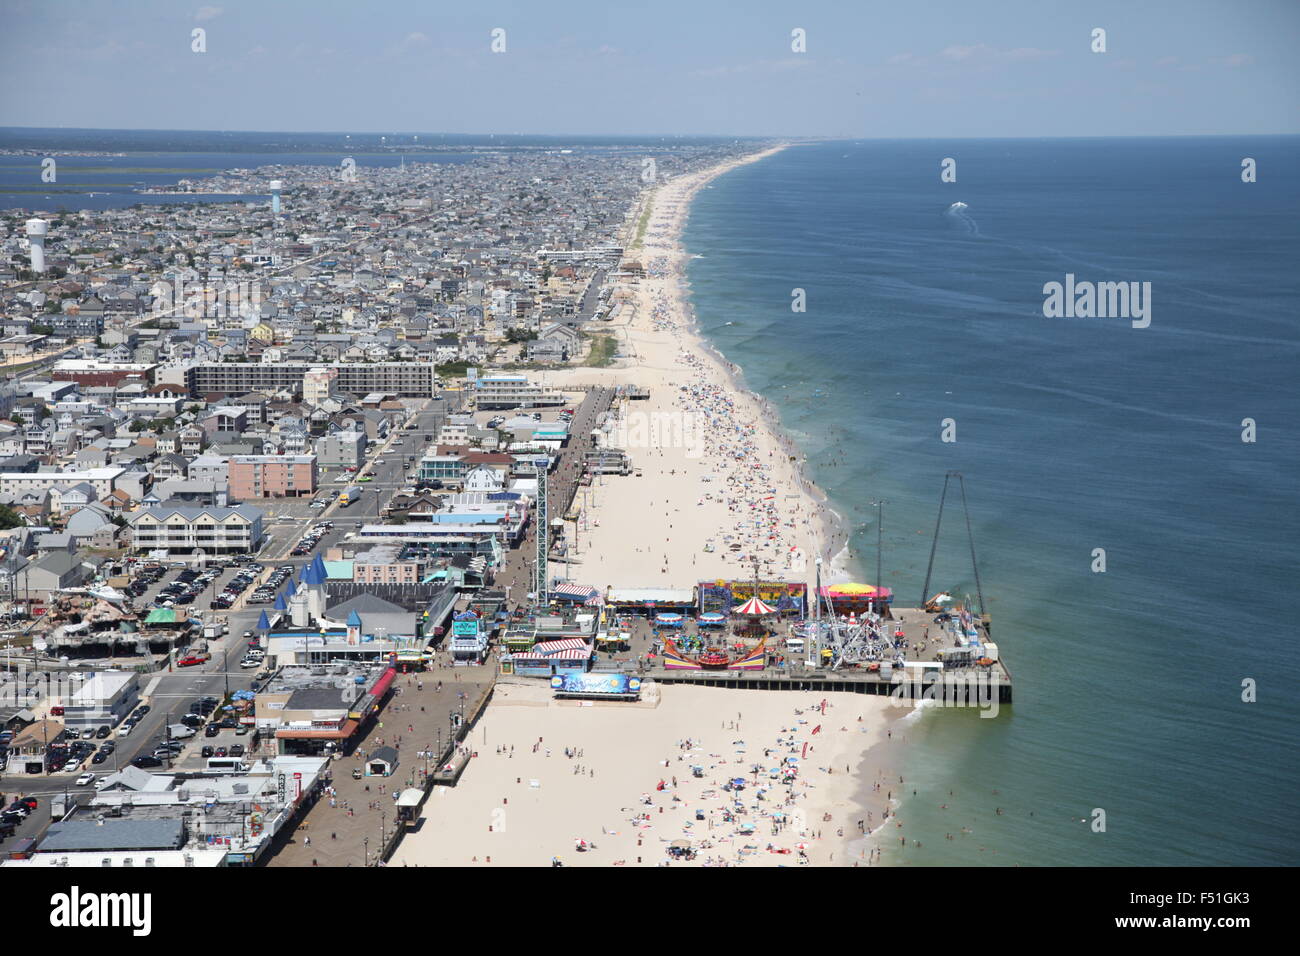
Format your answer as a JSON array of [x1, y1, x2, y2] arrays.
[[315, 430, 367, 469], [0, 467, 126, 498], [472, 375, 567, 410], [227, 455, 317, 499], [353, 545, 423, 585], [188, 362, 437, 399], [129, 504, 265, 554]]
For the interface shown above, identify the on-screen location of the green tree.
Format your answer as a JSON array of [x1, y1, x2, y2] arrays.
[[0, 504, 24, 530]]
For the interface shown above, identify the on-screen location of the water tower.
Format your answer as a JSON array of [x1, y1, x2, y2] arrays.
[[269, 180, 283, 214], [25, 218, 48, 273]]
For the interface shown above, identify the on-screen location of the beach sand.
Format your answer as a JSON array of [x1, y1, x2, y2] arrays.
[[538, 144, 852, 591], [393, 680, 900, 868], [395, 148, 903, 868]]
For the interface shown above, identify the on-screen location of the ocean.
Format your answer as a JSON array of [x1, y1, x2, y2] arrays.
[[683, 137, 1300, 866]]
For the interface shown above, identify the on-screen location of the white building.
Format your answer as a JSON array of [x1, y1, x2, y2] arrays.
[[59, 671, 141, 732], [129, 504, 265, 555], [0, 467, 126, 498]]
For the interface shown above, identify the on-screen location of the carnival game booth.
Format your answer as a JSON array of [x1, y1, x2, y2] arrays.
[[606, 586, 697, 617], [502, 638, 594, 678], [818, 582, 893, 615]]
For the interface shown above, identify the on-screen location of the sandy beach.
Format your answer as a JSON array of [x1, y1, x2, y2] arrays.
[[393, 680, 900, 867], [393, 148, 910, 868], [538, 144, 851, 590]]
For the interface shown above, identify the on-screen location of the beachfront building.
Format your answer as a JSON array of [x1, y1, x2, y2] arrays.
[[605, 587, 699, 615], [472, 374, 566, 410], [128, 504, 265, 554], [502, 638, 594, 678], [355, 510, 526, 547]]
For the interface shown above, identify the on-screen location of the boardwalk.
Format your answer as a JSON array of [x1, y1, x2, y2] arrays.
[[264, 660, 494, 867]]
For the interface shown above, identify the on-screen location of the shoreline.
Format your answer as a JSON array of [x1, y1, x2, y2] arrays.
[[392, 680, 903, 868], [541, 143, 860, 587], [396, 146, 907, 867]]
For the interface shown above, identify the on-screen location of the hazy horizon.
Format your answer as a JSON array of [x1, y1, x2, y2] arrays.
[[1, 0, 1297, 138]]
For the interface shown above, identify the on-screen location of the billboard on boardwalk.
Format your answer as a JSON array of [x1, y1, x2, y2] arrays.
[[550, 673, 642, 699]]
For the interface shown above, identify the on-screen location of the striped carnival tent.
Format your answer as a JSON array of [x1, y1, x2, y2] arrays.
[[735, 595, 776, 616], [511, 638, 594, 664], [552, 582, 600, 602]]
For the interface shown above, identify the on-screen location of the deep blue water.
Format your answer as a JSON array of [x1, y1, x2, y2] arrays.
[[684, 138, 1300, 866]]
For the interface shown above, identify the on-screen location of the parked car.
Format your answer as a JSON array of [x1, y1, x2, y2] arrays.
[[201, 746, 215, 758], [132, 755, 162, 769], [95, 725, 110, 739], [205, 724, 221, 738]]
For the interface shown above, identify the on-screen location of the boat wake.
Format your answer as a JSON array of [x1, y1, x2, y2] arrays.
[[944, 201, 981, 237]]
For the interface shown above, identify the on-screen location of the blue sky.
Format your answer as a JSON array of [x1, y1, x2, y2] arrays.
[[1, 0, 1296, 137]]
